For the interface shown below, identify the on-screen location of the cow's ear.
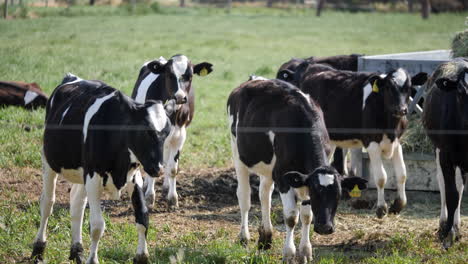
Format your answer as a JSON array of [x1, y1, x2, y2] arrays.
[[277, 70, 295, 82], [147, 60, 166, 74], [164, 99, 176, 117], [194, 62, 213, 76], [411, 72, 428, 86], [368, 75, 384, 92], [284, 171, 310, 188], [436, 78, 457, 92], [341, 176, 368, 192]]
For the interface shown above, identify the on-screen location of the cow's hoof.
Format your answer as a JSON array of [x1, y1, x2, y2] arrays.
[[238, 231, 250, 247], [298, 246, 312, 264], [282, 255, 297, 264], [442, 229, 455, 250], [133, 253, 149, 264], [257, 226, 273, 250], [167, 196, 179, 210], [31, 240, 47, 264], [86, 257, 99, 264], [389, 198, 406, 214], [376, 204, 388, 219], [454, 225, 462, 241], [69, 242, 84, 263], [145, 194, 155, 208]]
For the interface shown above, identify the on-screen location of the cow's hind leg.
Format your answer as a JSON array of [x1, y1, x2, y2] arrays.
[[453, 168, 465, 241], [132, 171, 150, 264], [389, 143, 407, 214], [280, 189, 299, 263], [85, 174, 105, 264], [69, 184, 87, 264], [367, 142, 388, 218], [31, 157, 58, 263], [438, 151, 458, 249], [235, 161, 251, 245], [298, 203, 313, 264], [258, 176, 274, 250]]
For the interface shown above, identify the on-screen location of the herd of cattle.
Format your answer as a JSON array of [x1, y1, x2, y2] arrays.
[[1, 54, 466, 263]]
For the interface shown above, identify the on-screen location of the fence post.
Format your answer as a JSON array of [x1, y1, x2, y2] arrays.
[[3, 0, 8, 19], [421, 0, 430, 19], [316, 0, 326, 17]]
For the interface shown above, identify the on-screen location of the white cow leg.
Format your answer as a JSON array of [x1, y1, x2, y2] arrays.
[[454, 168, 465, 241], [342, 148, 349, 176], [69, 184, 87, 263], [436, 149, 448, 235], [350, 148, 363, 177], [235, 161, 251, 246], [389, 143, 407, 214], [258, 176, 274, 250], [85, 174, 105, 264], [298, 203, 313, 264], [132, 171, 150, 264], [367, 142, 388, 218], [327, 144, 336, 163], [166, 126, 187, 209], [280, 189, 299, 263], [32, 157, 58, 263], [143, 172, 156, 207]]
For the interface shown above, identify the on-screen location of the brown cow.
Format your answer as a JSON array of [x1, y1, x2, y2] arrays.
[[0, 81, 48, 109]]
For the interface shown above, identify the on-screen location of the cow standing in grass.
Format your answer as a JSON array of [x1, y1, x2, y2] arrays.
[[227, 78, 367, 263], [0, 81, 48, 109], [423, 58, 468, 249], [132, 55, 213, 208], [31, 74, 174, 264], [280, 64, 428, 218]]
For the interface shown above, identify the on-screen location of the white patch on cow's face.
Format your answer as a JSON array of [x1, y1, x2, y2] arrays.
[[392, 69, 407, 87], [147, 103, 167, 132], [83, 92, 116, 143], [135, 73, 159, 103], [298, 90, 311, 104], [362, 83, 372, 110], [318, 173, 334, 186], [24, 90, 39, 105], [60, 105, 71, 124], [172, 55, 189, 78], [128, 148, 138, 163]]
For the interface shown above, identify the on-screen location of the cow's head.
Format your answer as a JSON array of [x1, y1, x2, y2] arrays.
[[146, 55, 213, 104], [131, 100, 175, 177], [285, 166, 367, 235], [368, 69, 428, 118], [436, 69, 468, 125]]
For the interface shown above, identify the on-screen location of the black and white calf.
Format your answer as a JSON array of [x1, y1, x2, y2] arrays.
[[423, 58, 468, 249], [227, 78, 367, 263], [132, 55, 213, 207], [31, 74, 174, 264], [294, 64, 428, 218]]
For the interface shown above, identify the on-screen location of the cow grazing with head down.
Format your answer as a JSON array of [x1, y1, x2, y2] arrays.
[[0, 81, 48, 109], [132, 54, 213, 208], [423, 58, 468, 249], [286, 64, 428, 218], [31, 74, 175, 264], [227, 78, 367, 263]]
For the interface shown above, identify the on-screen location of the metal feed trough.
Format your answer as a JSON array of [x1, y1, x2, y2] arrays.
[[356, 50, 452, 191]]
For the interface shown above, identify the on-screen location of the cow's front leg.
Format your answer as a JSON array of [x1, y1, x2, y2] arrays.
[[69, 184, 87, 264], [258, 176, 274, 250], [32, 157, 58, 264], [454, 169, 466, 241], [280, 189, 299, 263], [438, 151, 458, 249], [235, 160, 251, 245], [298, 203, 312, 264], [164, 125, 187, 209], [131, 172, 149, 264], [367, 142, 388, 218], [143, 172, 156, 207], [389, 142, 407, 214], [85, 174, 105, 264]]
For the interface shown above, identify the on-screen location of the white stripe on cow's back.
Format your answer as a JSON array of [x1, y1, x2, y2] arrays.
[[60, 105, 71, 124], [50, 74, 83, 109], [362, 83, 372, 110], [147, 102, 167, 132], [392, 68, 407, 87], [318, 173, 334, 186], [24, 90, 39, 105], [465, 72, 468, 85], [135, 73, 159, 103], [83, 92, 116, 143]]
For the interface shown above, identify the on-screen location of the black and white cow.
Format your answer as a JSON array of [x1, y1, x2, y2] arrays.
[[0, 81, 48, 109], [227, 78, 367, 263], [132, 55, 213, 207], [289, 64, 428, 218], [31, 74, 174, 264], [423, 58, 468, 249]]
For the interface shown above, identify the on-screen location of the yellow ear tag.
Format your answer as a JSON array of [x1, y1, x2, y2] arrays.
[[200, 68, 208, 77], [372, 81, 379, 93], [349, 184, 361, 198]]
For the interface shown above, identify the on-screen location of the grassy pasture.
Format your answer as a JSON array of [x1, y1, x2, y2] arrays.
[[0, 5, 467, 263]]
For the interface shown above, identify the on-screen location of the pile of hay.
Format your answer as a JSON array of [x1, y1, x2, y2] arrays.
[[401, 114, 434, 154], [452, 30, 468, 58]]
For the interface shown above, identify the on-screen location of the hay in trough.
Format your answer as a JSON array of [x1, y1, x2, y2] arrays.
[[400, 114, 434, 154], [452, 30, 468, 58]]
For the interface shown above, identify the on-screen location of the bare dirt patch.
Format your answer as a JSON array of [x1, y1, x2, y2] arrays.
[[1, 167, 466, 259]]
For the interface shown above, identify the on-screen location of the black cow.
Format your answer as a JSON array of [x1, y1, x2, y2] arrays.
[[0, 81, 48, 109], [227, 78, 367, 263], [423, 58, 468, 249], [132, 55, 213, 208], [277, 54, 363, 176], [290, 64, 428, 218], [31, 74, 174, 264]]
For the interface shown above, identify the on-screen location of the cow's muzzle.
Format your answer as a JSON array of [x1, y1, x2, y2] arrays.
[[392, 107, 408, 118], [314, 223, 335, 235]]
